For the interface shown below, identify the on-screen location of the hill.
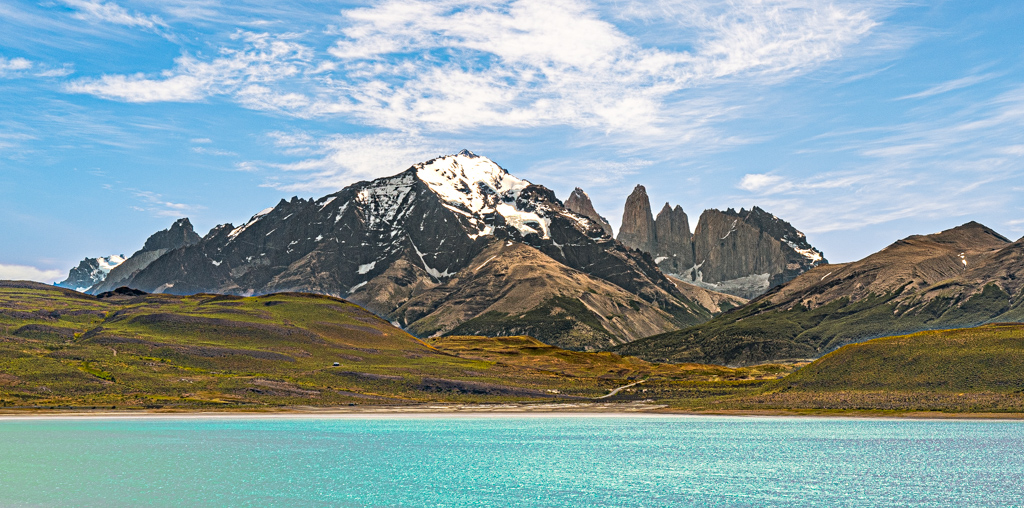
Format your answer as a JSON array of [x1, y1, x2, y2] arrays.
[[614, 222, 1024, 365], [0, 282, 788, 410], [730, 324, 1024, 412]]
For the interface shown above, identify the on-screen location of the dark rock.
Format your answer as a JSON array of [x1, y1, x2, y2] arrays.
[[564, 187, 613, 237], [96, 287, 149, 299], [89, 218, 202, 294], [617, 185, 657, 254]]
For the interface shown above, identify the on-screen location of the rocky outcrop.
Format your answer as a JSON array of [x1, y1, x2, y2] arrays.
[[564, 187, 613, 237], [55, 255, 125, 292], [653, 204, 694, 274], [97, 151, 715, 350], [89, 218, 202, 294], [617, 185, 657, 254], [614, 182, 824, 299], [687, 207, 825, 298]]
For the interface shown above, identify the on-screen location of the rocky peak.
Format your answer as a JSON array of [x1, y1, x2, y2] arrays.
[[617, 185, 657, 253], [55, 255, 126, 292], [141, 218, 202, 253], [655, 204, 692, 255], [564, 187, 613, 237]]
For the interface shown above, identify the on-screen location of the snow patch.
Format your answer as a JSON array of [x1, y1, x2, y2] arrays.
[[654, 256, 668, 264], [357, 261, 376, 274], [318, 196, 337, 211], [96, 255, 126, 273], [785, 240, 823, 263], [348, 281, 367, 293], [495, 203, 550, 239], [409, 237, 454, 279], [211, 260, 222, 267], [720, 220, 738, 240], [228, 206, 275, 240]]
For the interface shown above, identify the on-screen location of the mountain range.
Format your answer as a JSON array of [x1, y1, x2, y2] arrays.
[[615, 221, 1024, 365], [51, 151, 1022, 367], [616, 185, 826, 299], [64, 151, 757, 351]]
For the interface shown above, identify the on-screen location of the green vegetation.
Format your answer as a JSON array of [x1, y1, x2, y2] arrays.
[[446, 296, 616, 350], [695, 323, 1024, 413], [3, 281, 1022, 415], [0, 282, 792, 410]]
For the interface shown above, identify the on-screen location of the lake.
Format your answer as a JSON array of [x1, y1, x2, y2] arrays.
[[0, 414, 1021, 507]]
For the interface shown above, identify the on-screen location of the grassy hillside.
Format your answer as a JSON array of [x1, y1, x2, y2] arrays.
[[0, 282, 792, 410], [715, 324, 1024, 413]]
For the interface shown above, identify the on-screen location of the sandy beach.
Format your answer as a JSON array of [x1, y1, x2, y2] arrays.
[[2, 403, 1024, 420]]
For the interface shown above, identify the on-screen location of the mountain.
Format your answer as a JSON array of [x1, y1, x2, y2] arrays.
[[614, 221, 1024, 366], [95, 151, 722, 350], [564, 187, 613, 236], [617, 185, 825, 299], [88, 218, 201, 294], [617, 185, 658, 254], [55, 255, 125, 291]]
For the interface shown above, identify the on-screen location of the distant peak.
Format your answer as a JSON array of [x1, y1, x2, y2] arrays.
[[456, 149, 478, 158]]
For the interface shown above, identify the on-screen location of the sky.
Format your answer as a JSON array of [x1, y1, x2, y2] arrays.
[[2, 0, 1023, 283]]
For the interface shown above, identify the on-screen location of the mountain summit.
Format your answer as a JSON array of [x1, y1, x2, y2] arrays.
[[97, 151, 728, 350]]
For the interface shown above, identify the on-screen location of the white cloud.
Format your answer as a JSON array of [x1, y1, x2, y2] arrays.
[[59, 0, 167, 31], [191, 146, 237, 156], [66, 31, 313, 104], [131, 190, 203, 218], [896, 73, 998, 100], [0, 264, 64, 283], [258, 132, 452, 192], [64, 0, 883, 140], [738, 174, 785, 192], [0, 56, 33, 77]]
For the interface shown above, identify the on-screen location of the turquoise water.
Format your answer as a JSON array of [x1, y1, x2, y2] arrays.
[[0, 415, 1022, 507]]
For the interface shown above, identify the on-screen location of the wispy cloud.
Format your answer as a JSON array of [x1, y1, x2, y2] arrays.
[[0, 263, 64, 283], [896, 72, 1000, 100], [64, 0, 884, 142], [65, 31, 312, 104], [131, 190, 203, 218], [738, 85, 1024, 234], [257, 132, 451, 192], [58, 0, 172, 39]]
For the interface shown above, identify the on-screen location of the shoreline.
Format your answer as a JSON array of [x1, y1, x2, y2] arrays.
[[2, 403, 1024, 420]]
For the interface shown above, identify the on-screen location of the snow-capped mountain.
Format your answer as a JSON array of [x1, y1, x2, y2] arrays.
[[104, 151, 718, 349], [55, 255, 126, 292]]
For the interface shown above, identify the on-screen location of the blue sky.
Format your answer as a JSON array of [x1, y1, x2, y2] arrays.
[[2, 0, 1023, 282]]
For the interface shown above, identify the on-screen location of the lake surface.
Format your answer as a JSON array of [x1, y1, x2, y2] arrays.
[[0, 415, 1022, 507]]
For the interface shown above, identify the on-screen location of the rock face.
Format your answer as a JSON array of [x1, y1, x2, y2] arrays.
[[615, 221, 1023, 365], [616, 185, 825, 299], [55, 255, 125, 292], [564, 187, 613, 237], [653, 204, 694, 274], [98, 151, 716, 350], [617, 185, 658, 254], [89, 218, 202, 294], [687, 207, 824, 298]]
